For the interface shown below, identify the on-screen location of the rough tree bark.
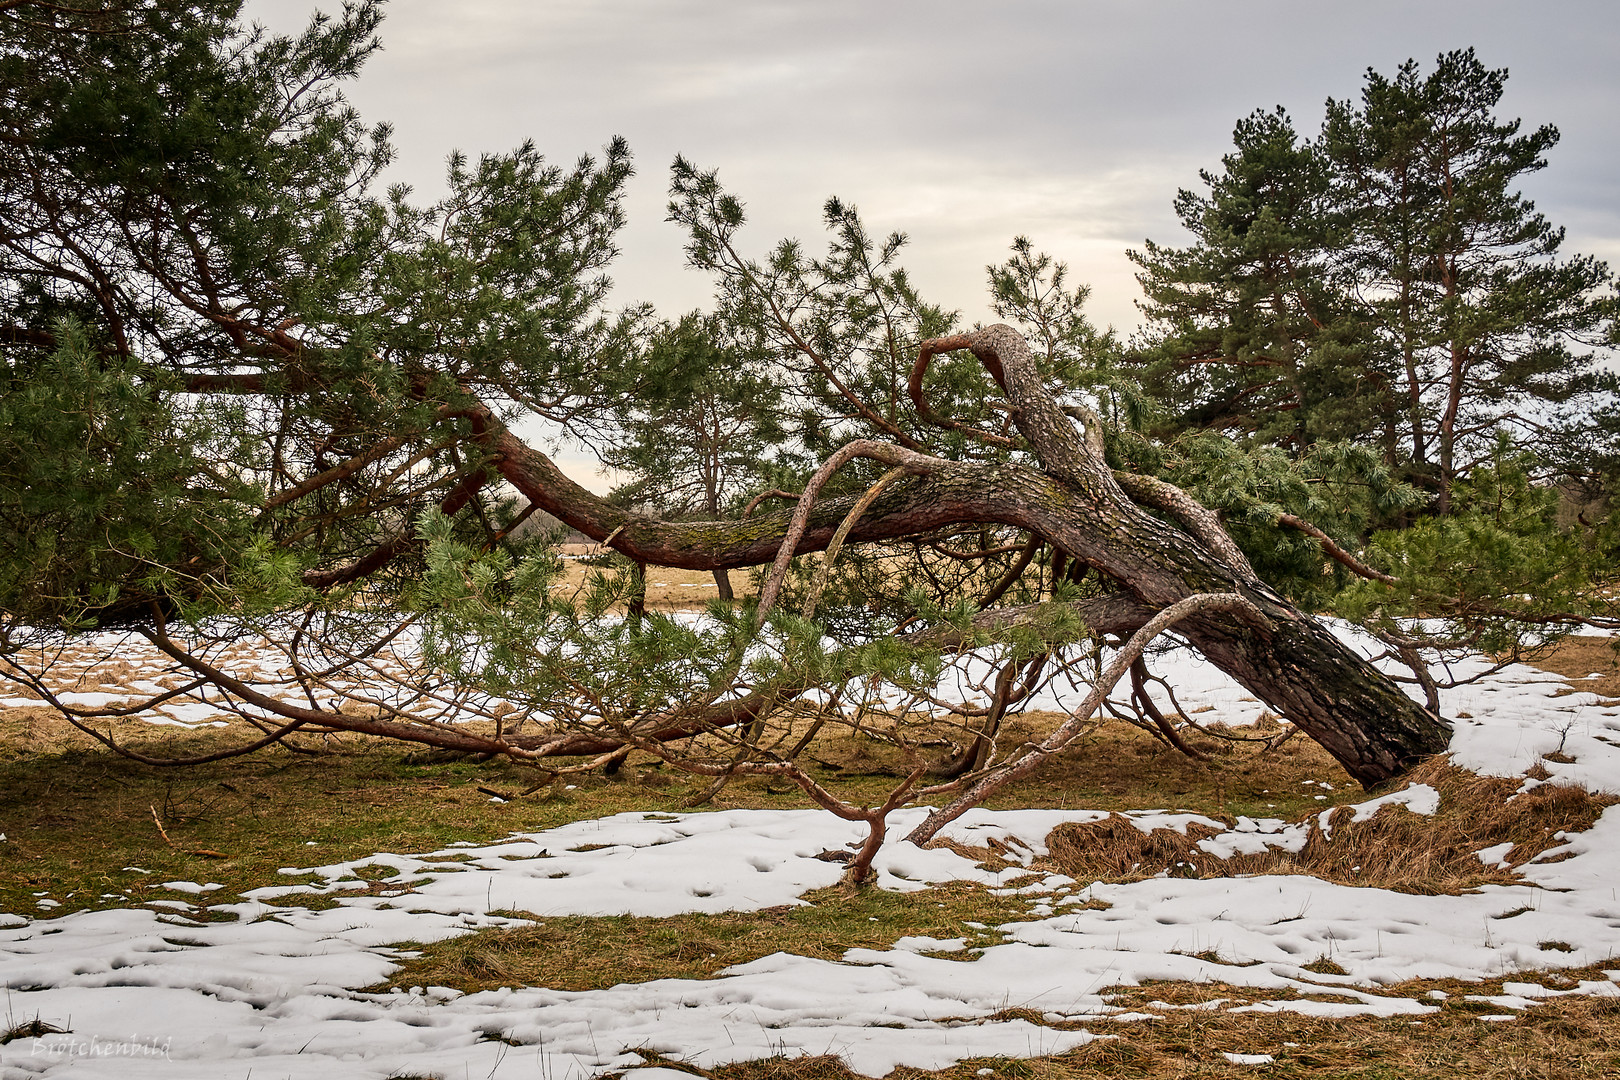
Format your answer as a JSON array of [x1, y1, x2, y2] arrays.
[[470, 325, 1450, 788]]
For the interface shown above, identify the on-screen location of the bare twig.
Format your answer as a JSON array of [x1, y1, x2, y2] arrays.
[[149, 806, 174, 848], [906, 592, 1263, 846]]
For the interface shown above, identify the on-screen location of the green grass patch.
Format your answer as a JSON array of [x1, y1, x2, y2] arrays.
[[382, 881, 1030, 993]]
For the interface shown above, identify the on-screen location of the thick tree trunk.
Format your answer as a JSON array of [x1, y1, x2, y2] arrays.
[[468, 326, 1450, 788]]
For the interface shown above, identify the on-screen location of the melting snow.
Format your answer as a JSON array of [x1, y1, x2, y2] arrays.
[[3, 624, 1619, 1077]]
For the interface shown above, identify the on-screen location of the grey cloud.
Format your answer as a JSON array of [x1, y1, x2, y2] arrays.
[[243, 0, 1620, 331]]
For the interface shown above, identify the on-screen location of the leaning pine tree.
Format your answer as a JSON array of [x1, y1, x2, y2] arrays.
[[0, 1, 1456, 867]]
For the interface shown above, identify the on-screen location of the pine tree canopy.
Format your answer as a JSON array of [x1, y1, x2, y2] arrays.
[[1131, 49, 1618, 513], [2, 5, 1613, 815]]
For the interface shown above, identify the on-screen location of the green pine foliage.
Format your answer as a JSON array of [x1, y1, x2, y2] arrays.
[[1163, 436, 1421, 609], [669, 161, 969, 467], [1338, 445, 1620, 655], [989, 237, 1145, 441], [1132, 50, 1617, 508], [602, 312, 790, 517], [1130, 107, 1388, 453], [1126, 48, 1618, 661], [0, 323, 270, 628], [1, 0, 641, 620], [1324, 49, 1616, 509]]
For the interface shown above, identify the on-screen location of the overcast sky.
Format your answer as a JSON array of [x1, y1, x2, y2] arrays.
[[244, 0, 1620, 485]]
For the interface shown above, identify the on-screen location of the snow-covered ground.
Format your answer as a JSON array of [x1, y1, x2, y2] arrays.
[[3, 626, 1620, 1078]]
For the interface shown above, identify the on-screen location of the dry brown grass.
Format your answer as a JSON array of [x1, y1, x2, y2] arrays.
[[620, 967, 1620, 1078], [1045, 759, 1613, 894], [0, 703, 107, 760], [553, 545, 746, 609], [1042, 977, 1620, 1080], [1520, 635, 1620, 701]]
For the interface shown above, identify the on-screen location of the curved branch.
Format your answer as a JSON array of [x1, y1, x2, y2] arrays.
[[801, 466, 911, 619], [131, 618, 520, 755], [11, 668, 319, 767], [755, 439, 950, 629], [1115, 470, 1258, 582], [907, 333, 1019, 449], [1129, 655, 1209, 760], [928, 539, 1029, 561], [742, 488, 802, 517]]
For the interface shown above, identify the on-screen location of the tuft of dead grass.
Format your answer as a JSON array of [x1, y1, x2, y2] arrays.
[[1, 1017, 70, 1045], [1045, 759, 1614, 894], [0, 704, 104, 760]]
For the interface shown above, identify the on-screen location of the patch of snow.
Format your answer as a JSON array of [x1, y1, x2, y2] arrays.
[[1350, 784, 1439, 822], [6, 620, 1620, 1077]]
